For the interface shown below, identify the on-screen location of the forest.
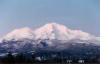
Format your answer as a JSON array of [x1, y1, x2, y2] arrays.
[[0, 51, 99, 64]]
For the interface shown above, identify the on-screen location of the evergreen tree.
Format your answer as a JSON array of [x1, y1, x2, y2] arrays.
[[6, 52, 15, 64], [15, 53, 26, 63]]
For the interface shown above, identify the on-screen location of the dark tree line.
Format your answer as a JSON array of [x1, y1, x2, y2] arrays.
[[0, 52, 99, 64], [0, 52, 32, 64]]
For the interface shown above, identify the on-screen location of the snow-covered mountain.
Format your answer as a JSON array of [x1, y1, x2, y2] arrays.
[[0, 22, 99, 56], [0, 22, 97, 41], [0, 22, 100, 62]]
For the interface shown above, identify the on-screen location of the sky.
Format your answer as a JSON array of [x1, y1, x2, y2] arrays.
[[0, 0, 100, 37]]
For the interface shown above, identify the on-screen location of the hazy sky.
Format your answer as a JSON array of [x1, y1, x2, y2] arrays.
[[0, 0, 100, 37]]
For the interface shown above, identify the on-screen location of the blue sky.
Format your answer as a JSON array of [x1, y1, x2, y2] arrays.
[[0, 0, 100, 37]]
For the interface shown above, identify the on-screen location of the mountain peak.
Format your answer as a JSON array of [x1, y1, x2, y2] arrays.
[[44, 22, 67, 28], [34, 22, 70, 40], [1, 27, 34, 41], [41, 22, 69, 31], [0, 22, 95, 41], [34, 23, 93, 40]]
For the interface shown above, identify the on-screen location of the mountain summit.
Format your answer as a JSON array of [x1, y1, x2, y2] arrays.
[[34, 22, 93, 40], [0, 22, 100, 55], [0, 22, 95, 41]]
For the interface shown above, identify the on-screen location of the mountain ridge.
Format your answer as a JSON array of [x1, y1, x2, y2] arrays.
[[0, 22, 99, 44], [0, 23, 99, 58]]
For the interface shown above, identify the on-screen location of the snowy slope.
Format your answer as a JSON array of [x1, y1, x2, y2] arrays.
[[34, 23, 94, 40], [0, 27, 34, 41], [0, 22, 98, 42], [0, 23, 100, 53]]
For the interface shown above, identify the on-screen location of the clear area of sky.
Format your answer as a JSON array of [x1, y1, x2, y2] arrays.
[[0, 0, 100, 37]]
